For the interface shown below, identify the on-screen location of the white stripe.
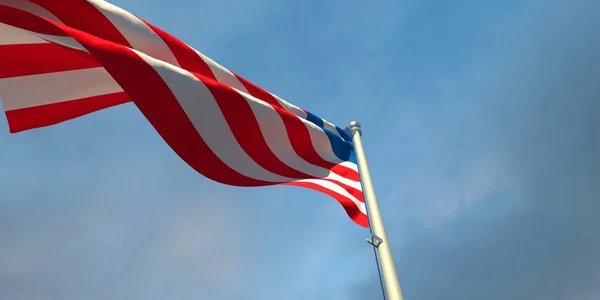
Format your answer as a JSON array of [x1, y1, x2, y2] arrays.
[[295, 178, 367, 215], [0, 7, 87, 52], [338, 161, 359, 172], [37, 34, 88, 52], [196, 51, 311, 122], [187, 40, 348, 167], [271, 93, 308, 119], [323, 119, 345, 140], [199, 49, 317, 125], [194, 50, 250, 93], [304, 120, 345, 164], [137, 50, 296, 183], [194, 47, 310, 122], [0, 0, 62, 24], [0, 22, 88, 52], [185, 40, 311, 123], [0, 67, 123, 111], [328, 170, 361, 189], [0, 23, 47, 45], [244, 93, 362, 190], [87, 0, 180, 67]]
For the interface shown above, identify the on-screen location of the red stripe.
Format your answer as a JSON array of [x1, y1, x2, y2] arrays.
[[144, 9, 351, 178], [285, 181, 369, 227], [204, 78, 365, 194], [145, 17, 285, 111], [331, 164, 361, 182], [55, 22, 267, 187], [30, 0, 132, 48], [235, 78, 341, 172], [237, 63, 361, 183], [203, 81, 313, 179], [148, 23, 353, 179], [234, 74, 284, 109], [192, 78, 366, 198], [142, 24, 360, 185], [0, 4, 67, 36], [5, 92, 129, 133], [320, 178, 364, 204], [142, 20, 218, 82], [0, 43, 100, 79], [284, 113, 339, 169], [145, 15, 359, 185], [203, 83, 366, 193]]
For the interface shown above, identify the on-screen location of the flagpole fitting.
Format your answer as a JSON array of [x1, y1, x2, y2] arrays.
[[367, 234, 384, 248], [346, 121, 362, 136]]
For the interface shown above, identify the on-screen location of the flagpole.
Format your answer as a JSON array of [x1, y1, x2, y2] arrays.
[[346, 121, 405, 300]]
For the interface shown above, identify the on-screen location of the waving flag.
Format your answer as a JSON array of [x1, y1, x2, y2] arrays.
[[0, 0, 368, 227]]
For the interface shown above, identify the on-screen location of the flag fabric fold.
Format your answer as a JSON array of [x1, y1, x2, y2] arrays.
[[0, 0, 368, 227]]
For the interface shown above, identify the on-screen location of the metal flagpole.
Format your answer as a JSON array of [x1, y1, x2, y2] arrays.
[[346, 121, 405, 300]]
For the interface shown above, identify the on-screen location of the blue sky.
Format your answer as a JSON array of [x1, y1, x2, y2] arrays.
[[1, 0, 599, 299]]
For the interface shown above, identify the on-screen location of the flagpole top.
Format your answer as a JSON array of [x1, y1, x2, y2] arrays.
[[346, 121, 362, 136]]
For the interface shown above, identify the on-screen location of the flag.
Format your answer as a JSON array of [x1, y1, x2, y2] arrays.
[[0, 0, 368, 227]]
